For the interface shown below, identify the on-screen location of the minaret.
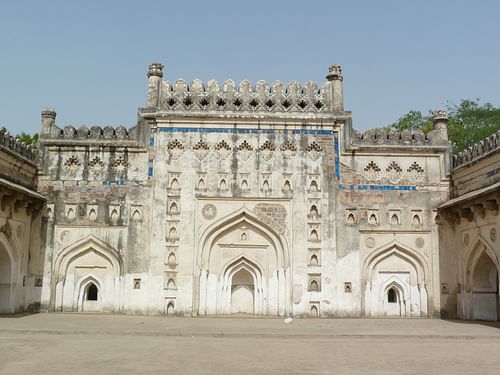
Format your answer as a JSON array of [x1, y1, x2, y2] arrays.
[[40, 107, 58, 137], [147, 63, 164, 108], [326, 64, 344, 112], [432, 109, 449, 141]]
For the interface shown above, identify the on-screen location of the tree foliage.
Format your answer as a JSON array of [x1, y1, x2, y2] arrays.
[[15, 132, 39, 148], [387, 99, 500, 152]]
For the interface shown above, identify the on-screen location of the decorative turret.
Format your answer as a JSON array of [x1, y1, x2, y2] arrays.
[[40, 107, 60, 137], [326, 64, 344, 112], [147, 63, 164, 108], [431, 109, 449, 141]]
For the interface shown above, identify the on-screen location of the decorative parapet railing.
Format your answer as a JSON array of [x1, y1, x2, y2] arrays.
[[156, 79, 329, 113], [147, 63, 344, 115], [452, 130, 500, 169], [0, 129, 37, 163]]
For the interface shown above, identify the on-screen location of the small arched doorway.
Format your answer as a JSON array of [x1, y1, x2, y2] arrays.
[[230, 268, 255, 314], [384, 284, 405, 317], [80, 280, 102, 312], [0, 243, 12, 313], [471, 251, 499, 320]]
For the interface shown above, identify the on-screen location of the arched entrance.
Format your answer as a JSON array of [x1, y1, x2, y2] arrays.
[[362, 241, 429, 317], [0, 242, 12, 313], [464, 239, 499, 320], [52, 235, 123, 313], [196, 209, 290, 316], [230, 268, 255, 314]]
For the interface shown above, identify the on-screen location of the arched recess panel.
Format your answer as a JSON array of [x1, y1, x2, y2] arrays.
[[363, 243, 429, 317], [467, 243, 499, 321], [0, 242, 13, 313], [53, 236, 123, 313], [196, 210, 290, 317]]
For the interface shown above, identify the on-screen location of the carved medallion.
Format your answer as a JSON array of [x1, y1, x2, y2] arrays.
[[202, 204, 217, 220], [365, 237, 375, 248]]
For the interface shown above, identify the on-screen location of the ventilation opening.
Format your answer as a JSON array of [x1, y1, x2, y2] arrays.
[[183, 96, 193, 106], [87, 283, 98, 301], [282, 99, 291, 108], [233, 98, 242, 107]]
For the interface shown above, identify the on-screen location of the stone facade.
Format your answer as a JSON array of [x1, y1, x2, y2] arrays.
[[30, 63, 458, 318], [2, 63, 497, 319], [0, 129, 45, 313]]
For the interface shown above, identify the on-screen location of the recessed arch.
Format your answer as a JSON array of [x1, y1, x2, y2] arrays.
[[196, 208, 290, 316], [362, 240, 429, 317]]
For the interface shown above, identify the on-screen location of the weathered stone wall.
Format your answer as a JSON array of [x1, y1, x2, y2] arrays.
[[438, 134, 499, 320], [32, 63, 457, 318]]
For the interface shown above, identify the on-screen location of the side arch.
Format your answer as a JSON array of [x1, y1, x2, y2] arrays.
[[0, 232, 19, 313], [362, 240, 429, 286], [51, 235, 124, 312], [362, 240, 430, 317], [54, 235, 124, 281]]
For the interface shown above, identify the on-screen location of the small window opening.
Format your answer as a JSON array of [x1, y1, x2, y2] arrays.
[[87, 283, 98, 301], [310, 180, 318, 191], [133, 279, 141, 289], [309, 280, 319, 292]]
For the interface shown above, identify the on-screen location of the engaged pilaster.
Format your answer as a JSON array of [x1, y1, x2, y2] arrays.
[[326, 64, 344, 112]]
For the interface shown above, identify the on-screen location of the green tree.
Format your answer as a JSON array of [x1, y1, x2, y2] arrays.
[[387, 99, 500, 152], [15, 132, 39, 148]]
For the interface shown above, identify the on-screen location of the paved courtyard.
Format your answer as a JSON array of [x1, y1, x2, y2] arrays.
[[0, 314, 499, 375]]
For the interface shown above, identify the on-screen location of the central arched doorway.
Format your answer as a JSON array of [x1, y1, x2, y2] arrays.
[[230, 268, 255, 314], [196, 209, 290, 316]]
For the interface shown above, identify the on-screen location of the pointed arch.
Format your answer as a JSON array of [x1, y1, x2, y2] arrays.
[[197, 207, 289, 269], [362, 240, 429, 285], [76, 274, 102, 311], [195, 207, 290, 316], [463, 234, 499, 286], [54, 235, 124, 282]]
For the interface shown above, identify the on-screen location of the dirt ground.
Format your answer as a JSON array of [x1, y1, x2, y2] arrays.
[[0, 314, 499, 375]]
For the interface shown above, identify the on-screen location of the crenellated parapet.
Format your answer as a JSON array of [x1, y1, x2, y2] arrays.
[[146, 63, 345, 116], [59, 124, 130, 140], [0, 128, 37, 163], [351, 109, 450, 149], [452, 130, 500, 169]]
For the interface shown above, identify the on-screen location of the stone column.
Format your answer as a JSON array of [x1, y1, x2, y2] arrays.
[[147, 63, 164, 108], [326, 64, 344, 112], [432, 109, 449, 141]]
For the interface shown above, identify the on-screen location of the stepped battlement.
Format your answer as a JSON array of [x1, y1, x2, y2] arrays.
[[452, 130, 500, 169], [0, 128, 37, 162]]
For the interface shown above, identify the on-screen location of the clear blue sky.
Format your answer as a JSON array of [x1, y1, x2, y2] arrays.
[[1, 0, 499, 135]]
